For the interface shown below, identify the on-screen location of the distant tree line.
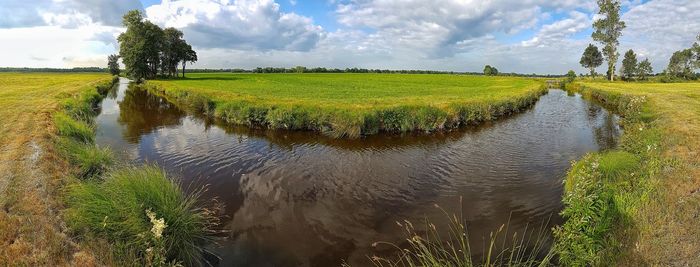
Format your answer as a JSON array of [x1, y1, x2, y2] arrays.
[[250, 66, 464, 74], [116, 10, 197, 81]]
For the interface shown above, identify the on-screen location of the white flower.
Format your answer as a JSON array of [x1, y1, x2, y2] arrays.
[[145, 209, 167, 239]]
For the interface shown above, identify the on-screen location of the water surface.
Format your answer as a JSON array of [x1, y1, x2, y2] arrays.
[[96, 78, 620, 266]]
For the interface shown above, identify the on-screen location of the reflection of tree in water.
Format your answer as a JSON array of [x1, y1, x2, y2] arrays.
[[117, 85, 186, 143], [585, 104, 621, 150]]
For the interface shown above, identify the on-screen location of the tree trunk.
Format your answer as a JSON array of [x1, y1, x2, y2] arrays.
[[609, 63, 614, 81], [182, 61, 186, 78], [590, 68, 595, 79]]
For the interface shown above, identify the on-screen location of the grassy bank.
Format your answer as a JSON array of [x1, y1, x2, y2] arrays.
[[52, 77, 219, 266], [0, 73, 219, 266], [555, 81, 700, 265], [0, 73, 112, 264], [147, 73, 547, 138]]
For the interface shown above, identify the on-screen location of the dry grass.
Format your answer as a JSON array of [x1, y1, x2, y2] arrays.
[[577, 81, 700, 265], [0, 73, 111, 265]]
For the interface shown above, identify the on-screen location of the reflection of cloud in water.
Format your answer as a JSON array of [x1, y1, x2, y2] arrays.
[[94, 83, 621, 267]]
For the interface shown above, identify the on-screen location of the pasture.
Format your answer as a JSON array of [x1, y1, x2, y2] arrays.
[[148, 73, 546, 137]]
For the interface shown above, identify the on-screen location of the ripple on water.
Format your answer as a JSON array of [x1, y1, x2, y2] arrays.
[[95, 82, 621, 267]]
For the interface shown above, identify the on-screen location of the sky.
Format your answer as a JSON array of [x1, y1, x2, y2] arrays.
[[0, 0, 698, 74]]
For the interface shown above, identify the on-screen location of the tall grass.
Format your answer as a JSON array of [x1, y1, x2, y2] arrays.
[[370, 203, 554, 267], [64, 166, 220, 266], [54, 112, 95, 143]]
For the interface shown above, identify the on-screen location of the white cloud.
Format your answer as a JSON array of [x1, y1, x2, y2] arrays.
[[334, 0, 594, 57], [620, 0, 700, 72], [0, 25, 121, 67], [145, 0, 324, 51], [521, 11, 590, 48], [0, 0, 142, 28], [0, 0, 698, 74]]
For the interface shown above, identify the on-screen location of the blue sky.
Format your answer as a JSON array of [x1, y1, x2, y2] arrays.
[[0, 0, 698, 74]]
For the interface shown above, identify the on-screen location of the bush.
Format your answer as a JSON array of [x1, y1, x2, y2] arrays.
[[65, 166, 219, 266]]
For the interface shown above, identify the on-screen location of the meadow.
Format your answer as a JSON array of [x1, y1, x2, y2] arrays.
[[147, 73, 547, 137], [556, 81, 700, 265], [0, 73, 216, 266], [0, 73, 111, 264]]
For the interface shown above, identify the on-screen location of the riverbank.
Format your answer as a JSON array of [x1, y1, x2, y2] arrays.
[[558, 81, 700, 265], [0, 73, 113, 265], [0, 73, 219, 266], [146, 73, 547, 138]]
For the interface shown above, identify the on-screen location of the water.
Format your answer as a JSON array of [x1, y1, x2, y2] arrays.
[[96, 78, 620, 266]]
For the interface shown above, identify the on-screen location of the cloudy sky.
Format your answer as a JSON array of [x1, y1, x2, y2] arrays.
[[0, 0, 698, 74]]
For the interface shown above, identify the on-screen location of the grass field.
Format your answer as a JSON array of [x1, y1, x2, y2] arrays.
[[557, 81, 700, 265], [147, 73, 546, 137], [0, 73, 111, 265]]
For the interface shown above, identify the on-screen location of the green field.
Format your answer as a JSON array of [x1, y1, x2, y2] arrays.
[[148, 73, 546, 137]]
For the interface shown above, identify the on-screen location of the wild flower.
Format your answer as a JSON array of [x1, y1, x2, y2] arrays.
[[146, 209, 167, 239]]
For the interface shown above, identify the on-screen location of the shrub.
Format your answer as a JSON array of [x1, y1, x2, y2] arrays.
[[65, 166, 219, 266]]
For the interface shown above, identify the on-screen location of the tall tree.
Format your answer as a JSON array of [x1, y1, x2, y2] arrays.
[[580, 44, 604, 78], [142, 21, 163, 79], [161, 27, 187, 78], [592, 0, 626, 81], [118, 10, 150, 81], [107, 54, 120, 76], [181, 44, 197, 78], [621, 49, 638, 81], [637, 58, 653, 80]]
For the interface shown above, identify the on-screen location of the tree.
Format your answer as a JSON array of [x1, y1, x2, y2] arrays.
[[621, 49, 638, 81], [117, 10, 196, 80], [118, 10, 150, 81], [580, 44, 604, 78], [107, 54, 120, 76], [181, 44, 197, 78], [693, 34, 700, 69], [666, 49, 695, 79], [483, 65, 498, 76], [566, 70, 577, 83], [161, 27, 187, 78], [637, 58, 653, 80], [592, 0, 626, 81]]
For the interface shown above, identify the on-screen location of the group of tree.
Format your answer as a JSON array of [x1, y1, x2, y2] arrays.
[[116, 10, 197, 81], [483, 65, 499, 76], [619, 49, 653, 81], [664, 34, 700, 80]]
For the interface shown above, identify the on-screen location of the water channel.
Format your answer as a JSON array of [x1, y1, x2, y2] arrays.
[[95, 78, 620, 266]]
